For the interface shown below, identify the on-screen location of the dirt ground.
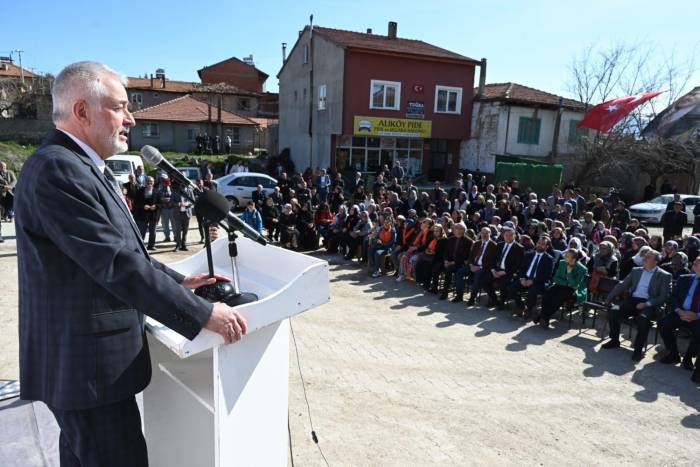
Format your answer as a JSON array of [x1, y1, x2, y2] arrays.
[[2, 220, 700, 466]]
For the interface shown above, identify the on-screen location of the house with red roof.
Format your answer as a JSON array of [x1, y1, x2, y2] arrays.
[[464, 82, 590, 173], [130, 95, 259, 153], [278, 21, 482, 180]]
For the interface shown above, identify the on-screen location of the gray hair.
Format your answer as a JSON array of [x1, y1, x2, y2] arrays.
[[52, 61, 128, 123], [645, 249, 662, 263]]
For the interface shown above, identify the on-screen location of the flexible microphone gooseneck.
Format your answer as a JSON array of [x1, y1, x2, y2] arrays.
[[139, 145, 261, 307]]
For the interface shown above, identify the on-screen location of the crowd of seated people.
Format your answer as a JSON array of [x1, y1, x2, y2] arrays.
[[254, 165, 700, 383]]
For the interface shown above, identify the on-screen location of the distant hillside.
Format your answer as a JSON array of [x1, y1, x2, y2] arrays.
[[0, 141, 36, 172]]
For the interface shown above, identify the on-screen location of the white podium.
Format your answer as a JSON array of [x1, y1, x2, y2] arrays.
[[143, 237, 329, 467]]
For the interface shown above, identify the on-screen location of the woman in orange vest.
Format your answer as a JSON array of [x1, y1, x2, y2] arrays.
[[396, 218, 434, 282]]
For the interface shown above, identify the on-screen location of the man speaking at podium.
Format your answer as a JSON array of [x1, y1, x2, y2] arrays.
[[14, 61, 247, 467]]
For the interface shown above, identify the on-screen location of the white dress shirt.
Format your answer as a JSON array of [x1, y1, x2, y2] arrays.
[[632, 267, 658, 302], [498, 242, 514, 270], [526, 252, 543, 278], [58, 129, 106, 173]]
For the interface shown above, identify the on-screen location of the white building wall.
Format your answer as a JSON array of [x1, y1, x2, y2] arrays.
[[278, 30, 344, 172], [461, 101, 589, 173]]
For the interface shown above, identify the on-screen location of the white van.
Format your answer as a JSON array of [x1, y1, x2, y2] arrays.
[[105, 154, 145, 185]]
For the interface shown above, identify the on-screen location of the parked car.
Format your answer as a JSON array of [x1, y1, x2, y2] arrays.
[[629, 194, 700, 224], [215, 172, 277, 209], [105, 154, 144, 185], [177, 166, 202, 182]]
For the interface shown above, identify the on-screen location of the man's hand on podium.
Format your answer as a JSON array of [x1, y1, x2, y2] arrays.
[[181, 272, 231, 289], [204, 303, 248, 344]]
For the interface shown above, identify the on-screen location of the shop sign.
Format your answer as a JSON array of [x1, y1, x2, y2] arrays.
[[354, 116, 432, 138], [406, 101, 425, 119]]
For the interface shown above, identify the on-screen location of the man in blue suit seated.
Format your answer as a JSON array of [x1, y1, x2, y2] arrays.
[[15, 61, 249, 467], [658, 257, 700, 383], [509, 236, 554, 318]]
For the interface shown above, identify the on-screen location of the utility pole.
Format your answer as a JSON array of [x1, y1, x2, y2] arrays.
[[308, 14, 314, 169], [11, 50, 25, 85]]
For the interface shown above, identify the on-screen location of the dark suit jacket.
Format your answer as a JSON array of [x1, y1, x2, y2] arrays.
[[607, 266, 672, 318], [132, 186, 159, 222], [671, 274, 700, 312], [493, 241, 525, 276], [444, 236, 473, 267], [15, 130, 213, 410], [518, 250, 555, 285], [468, 239, 498, 269]]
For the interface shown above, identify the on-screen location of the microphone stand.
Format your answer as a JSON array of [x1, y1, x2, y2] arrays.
[[166, 179, 258, 307], [192, 217, 258, 307]]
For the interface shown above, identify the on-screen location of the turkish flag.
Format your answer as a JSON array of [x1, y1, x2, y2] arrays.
[[577, 91, 663, 132]]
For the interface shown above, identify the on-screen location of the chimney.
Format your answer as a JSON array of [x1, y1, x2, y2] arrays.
[[366, 28, 372, 34], [477, 58, 487, 98], [282, 42, 287, 62], [387, 21, 397, 39], [150, 73, 154, 88]]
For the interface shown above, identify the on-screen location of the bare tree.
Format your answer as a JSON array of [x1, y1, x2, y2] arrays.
[[567, 42, 698, 135], [566, 42, 700, 197], [0, 74, 53, 118]]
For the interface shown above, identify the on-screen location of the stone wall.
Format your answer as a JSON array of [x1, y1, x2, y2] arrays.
[[0, 118, 54, 144]]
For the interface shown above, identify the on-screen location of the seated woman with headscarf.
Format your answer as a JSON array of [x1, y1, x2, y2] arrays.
[[325, 204, 347, 253], [590, 241, 618, 278], [659, 240, 679, 268], [345, 210, 373, 261], [533, 248, 588, 329], [278, 203, 299, 250], [297, 202, 318, 250], [618, 236, 647, 280], [588, 241, 618, 296], [568, 237, 589, 265], [661, 250, 690, 280]]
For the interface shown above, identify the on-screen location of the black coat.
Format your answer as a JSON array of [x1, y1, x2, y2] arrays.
[[132, 186, 159, 222], [661, 210, 687, 238], [444, 236, 474, 267], [493, 241, 525, 276], [518, 250, 555, 285], [14, 130, 212, 410]]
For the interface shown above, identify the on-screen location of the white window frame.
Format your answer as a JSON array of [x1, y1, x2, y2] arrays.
[[434, 85, 463, 114], [318, 84, 327, 110], [303, 45, 309, 64], [142, 122, 159, 137], [370, 79, 401, 110], [130, 93, 142, 105]]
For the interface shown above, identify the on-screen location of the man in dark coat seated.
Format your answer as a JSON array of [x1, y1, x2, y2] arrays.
[[509, 236, 554, 317], [658, 256, 700, 383]]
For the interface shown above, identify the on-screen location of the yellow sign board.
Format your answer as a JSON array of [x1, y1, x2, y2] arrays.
[[353, 116, 432, 138]]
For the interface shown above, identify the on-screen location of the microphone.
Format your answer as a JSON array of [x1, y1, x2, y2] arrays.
[[140, 145, 266, 246], [195, 189, 268, 246], [140, 145, 198, 192]]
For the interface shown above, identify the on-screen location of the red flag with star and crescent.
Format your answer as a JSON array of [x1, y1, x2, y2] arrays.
[[577, 91, 663, 132]]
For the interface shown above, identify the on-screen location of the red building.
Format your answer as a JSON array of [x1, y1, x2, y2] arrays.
[[278, 22, 482, 180], [198, 56, 269, 93]]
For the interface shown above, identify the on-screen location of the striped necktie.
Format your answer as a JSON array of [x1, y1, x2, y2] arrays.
[[103, 166, 127, 205]]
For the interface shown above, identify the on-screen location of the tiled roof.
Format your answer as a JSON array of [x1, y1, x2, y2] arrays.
[[313, 26, 479, 64], [126, 77, 199, 93], [249, 117, 278, 128], [198, 57, 269, 79], [132, 95, 257, 125], [0, 61, 37, 78], [476, 82, 586, 111]]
